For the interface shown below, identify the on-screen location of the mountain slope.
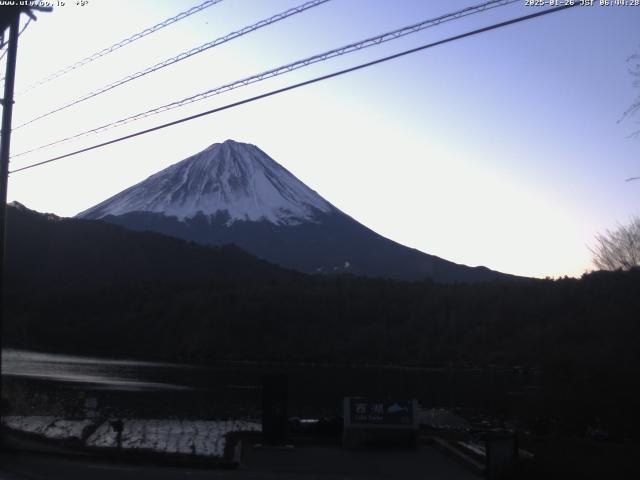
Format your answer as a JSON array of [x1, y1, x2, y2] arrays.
[[78, 139, 515, 283], [6, 202, 298, 292]]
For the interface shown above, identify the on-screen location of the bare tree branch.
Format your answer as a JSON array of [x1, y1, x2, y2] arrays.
[[620, 50, 640, 124], [590, 216, 640, 271], [621, 46, 640, 177]]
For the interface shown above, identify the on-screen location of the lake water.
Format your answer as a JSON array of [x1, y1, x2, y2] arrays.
[[1, 349, 542, 421], [2, 349, 198, 391]]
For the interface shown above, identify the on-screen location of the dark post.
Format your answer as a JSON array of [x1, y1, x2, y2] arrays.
[[261, 373, 288, 445], [485, 431, 519, 480], [110, 420, 124, 449], [0, 12, 21, 425]]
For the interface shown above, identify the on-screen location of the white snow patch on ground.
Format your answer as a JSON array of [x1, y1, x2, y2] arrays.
[[3, 416, 56, 435], [43, 419, 94, 440], [2, 416, 93, 440], [3, 416, 261, 458], [86, 419, 261, 457]]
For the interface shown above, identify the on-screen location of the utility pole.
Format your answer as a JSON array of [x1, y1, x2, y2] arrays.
[[0, 10, 20, 428], [0, 6, 51, 449]]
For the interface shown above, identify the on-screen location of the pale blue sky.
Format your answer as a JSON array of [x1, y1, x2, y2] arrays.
[[4, 0, 640, 278]]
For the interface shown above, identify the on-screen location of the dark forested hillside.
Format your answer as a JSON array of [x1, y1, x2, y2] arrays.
[[4, 204, 640, 437], [5, 203, 639, 367], [5, 202, 302, 291]]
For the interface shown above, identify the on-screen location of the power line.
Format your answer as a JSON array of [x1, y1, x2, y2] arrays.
[[17, 0, 224, 95], [0, 17, 31, 64], [0, 17, 32, 95], [11, 0, 517, 158], [9, 3, 578, 175], [18, 16, 31, 36], [14, 0, 331, 130]]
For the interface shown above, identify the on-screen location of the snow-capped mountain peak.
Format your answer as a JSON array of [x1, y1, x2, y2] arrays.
[[77, 140, 334, 225], [77, 139, 514, 282]]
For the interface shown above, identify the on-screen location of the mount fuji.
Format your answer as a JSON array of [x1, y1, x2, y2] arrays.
[[77, 140, 511, 282]]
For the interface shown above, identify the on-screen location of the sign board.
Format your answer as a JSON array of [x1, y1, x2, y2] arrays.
[[344, 397, 418, 429]]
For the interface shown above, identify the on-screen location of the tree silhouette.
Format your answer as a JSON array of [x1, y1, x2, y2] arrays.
[[622, 48, 640, 183], [591, 216, 640, 271]]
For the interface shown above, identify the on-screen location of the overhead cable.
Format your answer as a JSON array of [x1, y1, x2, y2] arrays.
[[11, 0, 516, 157], [0, 17, 32, 64], [18, 0, 225, 95], [13, 0, 331, 130], [9, 3, 579, 174]]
